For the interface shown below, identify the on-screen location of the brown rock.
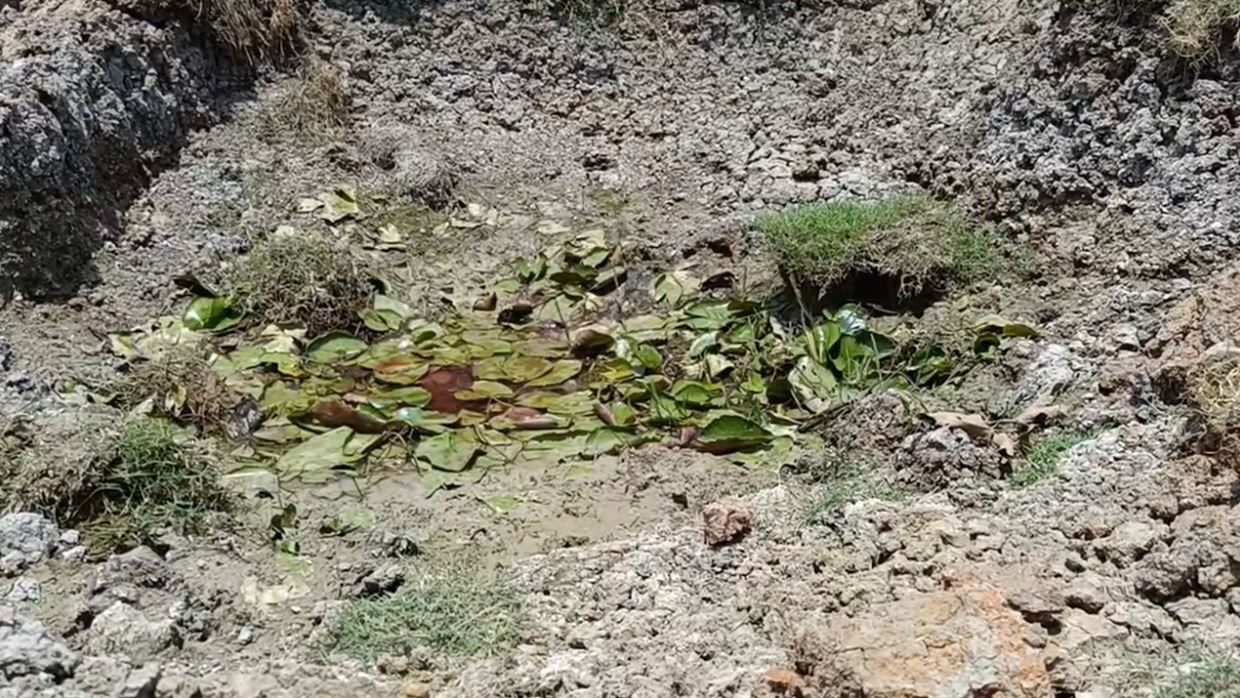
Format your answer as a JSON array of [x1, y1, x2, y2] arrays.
[[797, 581, 1052, 697], [763, 667, 806, 696], [702, 498, 753, 547], [402, 681, 432, 698]]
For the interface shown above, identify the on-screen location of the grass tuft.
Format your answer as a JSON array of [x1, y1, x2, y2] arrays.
[[1011, 429, 1094, 488], [259, 60, 351, 141], [331, 560, 522, 663], [80, 418, 232, 552], [225, 230, 374, 336], [756, 195, 996, 303], [804, 476, 905, 525], [1167, 0, 1240, 61], [1186, 353, 1240, 465]]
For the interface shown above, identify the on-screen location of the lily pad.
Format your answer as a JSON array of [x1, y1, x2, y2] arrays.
[[275, 427, 380, 476], [306, 332, 368, 363], [415, 430, 481, 472], [526, 359, 583, 387], [183, 296, 242, 333], [693, 415, 773, 454]]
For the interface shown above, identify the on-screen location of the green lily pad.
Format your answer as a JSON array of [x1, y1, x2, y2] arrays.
[[371, 355, 430, 385], [694, 415, 773, 454], [306, 332, 368, 363], [184, 296, 242, 333], [454, 380, 514, 401], [526, 359, 583, 387], [275, 427, 380, 475], [415, 430, 481, 472]]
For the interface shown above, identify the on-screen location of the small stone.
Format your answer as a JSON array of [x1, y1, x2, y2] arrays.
[[0, 513, 59, 575], [701, 498, 753, 547], [402, 681, 432, 698], [1095, 520, 1161, 566], [59, 545, 87, 562], [236, 626, 254, 645], [358, 563, 405, 596], [86, 601, 180, 662], [4, 577, 41, 604], [57, 530, 80, 547]]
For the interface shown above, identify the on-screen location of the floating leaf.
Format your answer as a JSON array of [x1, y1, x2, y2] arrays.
[[454, 380, 514, 401], [671, 380, 719, 406], [501, 356, 554, 383], [184, 296, 242, 333], [693, 415, 774, 454], [391, 407, 456, 433], [275, 427, 379, 475], [649, 391, 691, 426], [368, 386, 432, 410], [372, 355, 430, 385], [526, 359, 583, 387], [585, 427, 650, 456], [634, 344, 663, 371], [688, 331, 719, 358], [415, 430, 481, 472], [306, 332, 367, 363]]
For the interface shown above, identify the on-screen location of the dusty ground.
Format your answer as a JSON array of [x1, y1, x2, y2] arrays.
[[4, 0, 1240, 696]]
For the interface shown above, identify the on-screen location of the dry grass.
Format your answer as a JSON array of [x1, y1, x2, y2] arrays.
[[260, 61, 351, 141], [1167, 0, 1240, 60], [195, 0, 303, 65], [119, 344, 240, 431], [225, 230, 374, 336], [757, 196, 996, 304], [1187, 352, 1240, 463]]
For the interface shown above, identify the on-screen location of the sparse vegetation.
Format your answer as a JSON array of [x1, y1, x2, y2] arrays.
[[225, 231, 374, 336], [805, 476, 905, 525], [119, 344, 240, 431], [259, 61, 351, 141], [331, 561, 522, 662], [757, 196, 996, 305], [1153, 646, 1240, 698], [1012, 429, 1094, 488], [1167, 0, 1240, 61]]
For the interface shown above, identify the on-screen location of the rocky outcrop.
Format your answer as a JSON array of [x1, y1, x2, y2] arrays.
[[0, 0, 249, 299]]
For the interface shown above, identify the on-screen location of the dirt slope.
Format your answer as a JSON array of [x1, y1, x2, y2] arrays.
[[3, 0, 1240, 696]]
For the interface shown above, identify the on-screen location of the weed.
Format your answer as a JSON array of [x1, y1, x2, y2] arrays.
[[1012, 429, 1094, 488], [1185, 354, 1240, 464], [195, 0, 302, 65], [804, 475, 905, 525], [331, 560, 522, 662], [259, 61, 350, 141], [225, 230, 374, 336], [119, 344, 239, 431], [80, 418, 232, 552], [756, 195, 996, 306], [1153, 646, 1240, 698], [1167, 0, 1240, 61]]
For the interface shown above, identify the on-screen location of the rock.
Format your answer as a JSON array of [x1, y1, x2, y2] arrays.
[[1015, 344, 1079, 403], [1063, 572, 1110, 614], [1094, 520, 1161, 566], [236, 626, 254, 646], [85, 602, 179, 663], [0, 513, 58, 576], [0, 605, 77, 681], [1055, 608, 1127, 651], [4, 577, 40, 604], [1106, 601, 1180, 639], [358, 563, 405, 597], [701, 499, 753, 547], [95, 546, 167, 590], [72, 656, 162, 697], [895, 427, 1005, 491], [797, 581, 1051, 697], [402, 681, 432, 698]]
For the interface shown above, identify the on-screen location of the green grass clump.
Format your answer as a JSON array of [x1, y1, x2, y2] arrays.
[[1011, 430, 1094, 488], [1167, 0, 1240, 61], [1154, 647, 1240, 697], [226, 231, 373, 336], [82, 418, 232, 552], [756, 196, 996, 301], [332, 562, 522, 663], [119, 344, 239, 431]]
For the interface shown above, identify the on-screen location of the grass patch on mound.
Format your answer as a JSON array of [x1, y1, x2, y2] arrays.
[[756, 196, 996, 307], [332, 561, 522, 662], [225, 231, 374, 337], [1186, 353, 1240, 464], [1167, 0, 1240, 60], [82, 418, 232, 551], [119, 344, 240, 431], [5, 416, 231, 554]]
